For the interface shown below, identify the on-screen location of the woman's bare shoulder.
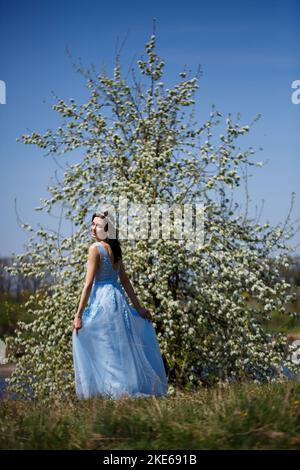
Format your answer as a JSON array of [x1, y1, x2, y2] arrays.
[[88, 243, 100, 256]]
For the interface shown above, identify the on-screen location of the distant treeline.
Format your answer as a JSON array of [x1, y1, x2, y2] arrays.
[[0, 256, 54, 301]]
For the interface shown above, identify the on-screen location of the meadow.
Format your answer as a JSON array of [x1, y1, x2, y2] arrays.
[[1, 380, 300, 450]]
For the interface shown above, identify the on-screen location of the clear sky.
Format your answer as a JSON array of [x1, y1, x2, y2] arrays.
[[0, 0, 299, 257]]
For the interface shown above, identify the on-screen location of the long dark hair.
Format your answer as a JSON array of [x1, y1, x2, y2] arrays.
[[92, 211, 122, 264]]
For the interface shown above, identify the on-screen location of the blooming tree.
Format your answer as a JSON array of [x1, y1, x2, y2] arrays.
[[4, 31, 300, 402]]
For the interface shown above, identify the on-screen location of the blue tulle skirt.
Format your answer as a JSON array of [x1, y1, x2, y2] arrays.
[[72, 279, 168, 400]]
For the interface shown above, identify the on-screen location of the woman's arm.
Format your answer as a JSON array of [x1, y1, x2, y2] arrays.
[[119, 260, 142, 310], [75, 244, 99, 319]]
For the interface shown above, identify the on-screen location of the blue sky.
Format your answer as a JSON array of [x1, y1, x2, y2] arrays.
[[0, 0, 299, 257]]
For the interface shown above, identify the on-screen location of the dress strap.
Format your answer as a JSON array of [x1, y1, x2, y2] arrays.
[[96, 242, 106, 257]]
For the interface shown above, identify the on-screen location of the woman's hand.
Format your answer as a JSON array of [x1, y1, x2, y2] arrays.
[[72, 314, 82, 335], [137, 306, 152, 322]]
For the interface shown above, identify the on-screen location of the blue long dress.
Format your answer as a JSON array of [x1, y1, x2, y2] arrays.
[[72, 242, 168, 400]]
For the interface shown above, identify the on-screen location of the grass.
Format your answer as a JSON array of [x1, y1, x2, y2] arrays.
[[1, 380, 300, 450]]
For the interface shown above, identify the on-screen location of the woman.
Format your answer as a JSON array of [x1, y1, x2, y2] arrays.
[[72, 211, 168, 400]]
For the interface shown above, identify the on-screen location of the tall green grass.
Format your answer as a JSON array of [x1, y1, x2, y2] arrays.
[[1, 381, 300, 450]]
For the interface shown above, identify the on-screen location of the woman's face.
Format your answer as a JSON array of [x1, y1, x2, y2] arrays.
[[91, 216, 107, 240]]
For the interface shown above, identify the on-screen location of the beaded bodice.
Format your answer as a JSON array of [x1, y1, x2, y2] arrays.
[[94, 242, 120, 284]]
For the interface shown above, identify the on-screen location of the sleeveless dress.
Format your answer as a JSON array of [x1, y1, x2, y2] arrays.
[[72, 242, 168, 400]]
